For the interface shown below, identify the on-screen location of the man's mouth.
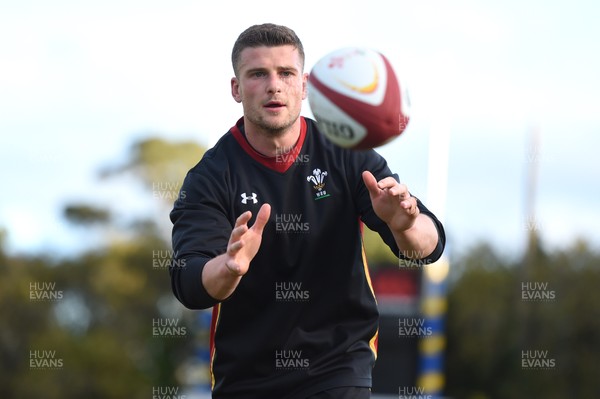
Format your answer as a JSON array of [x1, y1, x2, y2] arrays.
[[264, 101, 285, 109]]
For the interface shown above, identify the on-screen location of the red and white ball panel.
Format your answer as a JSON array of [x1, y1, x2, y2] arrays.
[[307, 47, 410, 149], [306, 82, 369, 147]]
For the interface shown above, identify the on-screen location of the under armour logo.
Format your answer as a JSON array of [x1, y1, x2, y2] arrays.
[[240, 192, 258, 204]]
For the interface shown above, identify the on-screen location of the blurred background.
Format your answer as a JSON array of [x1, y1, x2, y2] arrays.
[[1, 0, 599, 398]]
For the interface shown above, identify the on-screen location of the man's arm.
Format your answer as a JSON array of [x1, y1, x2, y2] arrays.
[[362, 171, 439, 259]]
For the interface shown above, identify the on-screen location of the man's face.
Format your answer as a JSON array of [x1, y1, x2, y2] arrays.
[[231, 45, 308, 137]]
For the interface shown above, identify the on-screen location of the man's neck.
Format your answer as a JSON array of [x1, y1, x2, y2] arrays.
[[243, 118, 302, 157]]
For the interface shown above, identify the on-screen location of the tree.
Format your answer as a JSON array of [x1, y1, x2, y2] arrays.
[[445, 241, 600, 398], [0, 136, 208, 398]]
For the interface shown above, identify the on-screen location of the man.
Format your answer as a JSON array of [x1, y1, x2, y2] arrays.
[[170, 23, 445, 398]]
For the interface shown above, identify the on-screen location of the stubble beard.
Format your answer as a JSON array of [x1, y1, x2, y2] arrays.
[[248, 110, 301, 138]]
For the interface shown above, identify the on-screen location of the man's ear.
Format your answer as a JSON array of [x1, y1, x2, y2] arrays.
[[301, 72, 308, 100], [231, 77, 242, 103]]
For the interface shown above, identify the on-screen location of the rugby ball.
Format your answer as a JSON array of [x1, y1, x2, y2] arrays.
[[307, 47, 410, 150]]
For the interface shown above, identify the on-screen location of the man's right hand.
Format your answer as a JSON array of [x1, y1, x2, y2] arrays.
[[202, 203, 271, 300], [224, 203, 271, 276]]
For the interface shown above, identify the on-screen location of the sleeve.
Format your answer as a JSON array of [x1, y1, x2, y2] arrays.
[[352, 149, 446, 263], [169, 165, 233, 310]]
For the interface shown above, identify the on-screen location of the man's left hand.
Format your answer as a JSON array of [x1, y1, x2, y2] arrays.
[[362, 170, 419, 232]]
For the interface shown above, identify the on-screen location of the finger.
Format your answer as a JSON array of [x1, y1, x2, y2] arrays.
[[227, 237, 247, 262], [229, 224, 249, 243], [362, 171, 381, 197], [401, 197, 419, 214], [410, 205, 420, 216], [390, 184, 410, 200], [251, 203, 271, 234], [400, 196, 415, 208], [228, 239, 244, 254], [228, 212, 251, 248], [234, 210, 252, 228], [376, 176, 399, 190]]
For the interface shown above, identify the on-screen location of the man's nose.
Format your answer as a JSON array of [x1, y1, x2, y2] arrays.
[[266, 73, 282, 94]]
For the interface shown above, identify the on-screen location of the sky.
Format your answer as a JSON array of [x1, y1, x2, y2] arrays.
[[1, 0, 599, 260]]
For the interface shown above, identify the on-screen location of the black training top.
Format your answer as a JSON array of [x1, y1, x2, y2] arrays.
[[169, 116, 445, 398]]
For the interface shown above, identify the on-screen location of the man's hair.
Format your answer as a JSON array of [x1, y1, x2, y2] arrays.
[[231, 23, 305, 77]]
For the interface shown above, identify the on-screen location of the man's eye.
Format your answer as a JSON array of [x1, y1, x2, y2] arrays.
[[253, 71, 266, 77]]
